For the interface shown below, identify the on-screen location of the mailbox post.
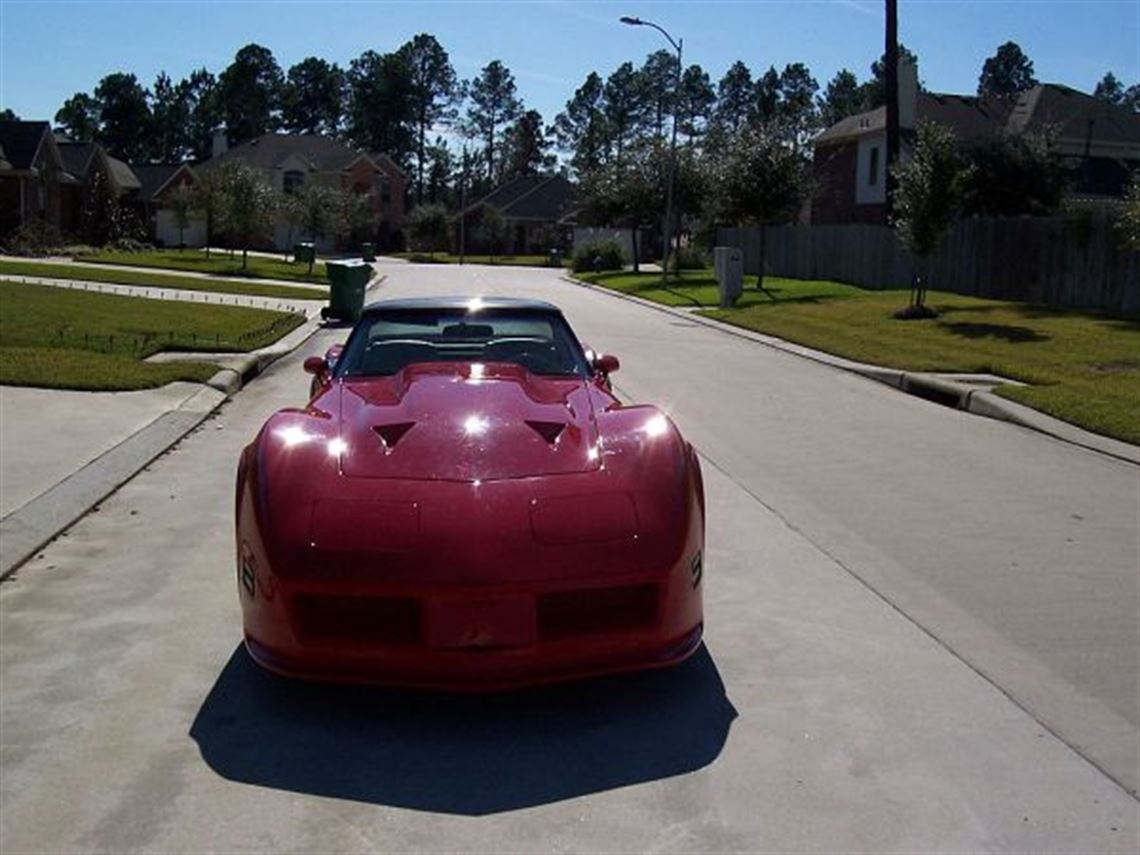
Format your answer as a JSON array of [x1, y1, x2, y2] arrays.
[[713, 246, 744, 308]]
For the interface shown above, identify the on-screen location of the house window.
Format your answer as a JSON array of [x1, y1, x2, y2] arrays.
[[868, 147, 880, 187], [283, 170, 305, 195]]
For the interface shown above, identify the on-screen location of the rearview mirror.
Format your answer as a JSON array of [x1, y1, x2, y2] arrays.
[[303, 356, 328, 376], [594, 354, 620, 375]]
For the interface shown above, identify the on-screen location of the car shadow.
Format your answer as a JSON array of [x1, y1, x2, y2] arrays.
[[938, 321, 1050, 343], [190, 643, 737, 815]]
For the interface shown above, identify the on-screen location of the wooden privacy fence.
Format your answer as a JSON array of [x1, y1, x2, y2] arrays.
[[717, 215, 1140, 312]]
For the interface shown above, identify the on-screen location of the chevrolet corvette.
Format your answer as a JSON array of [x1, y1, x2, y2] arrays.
[[235, 296, 704, 690]]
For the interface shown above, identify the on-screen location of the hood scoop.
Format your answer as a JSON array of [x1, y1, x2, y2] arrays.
[[373, 421, 416, 449], [525, 420, 566, 445]]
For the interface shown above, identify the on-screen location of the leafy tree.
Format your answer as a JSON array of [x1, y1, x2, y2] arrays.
[[218, 162, 277, 270], [54, 93, 99, 141], [777, 62, 819, 148], [182, 69, 223, 161], [278, 190, 305, 260], [819, 69, 863, 127], [94, 73, 152, 161], [335, 188, 373, 248], [502, 109, 554, 179], [1115, 174, 1140, 250], [406, 202, 450, 254], [296, 183, 339, 273], [961, 131, 1065, 216], [603, 62, 643, 162], [714, 61, 753, 133], [466, 60, 522, 184], [282, 57, 345, 135], [190, 168, 226, 258], [554, 72, 606, 176], [167, 183, 195, 248], [346, 50, 415, 167], [0, 108, 17, 121], [150, 71, 190, 161], [709, 126, 811, 289], [219, 43, 284, 145], [862, 44, 919, 109], [1094, 72, 1124, 104], [81, 166, 129, 244], [978, 41, 1037, 98], [677, 64, 715, 144], [424, 136, 455, 206], [636, 50, 679, 140], [754, 66, 781, 124], [481, 205, 507, 260], [1124, 85, 1140, 113], [398, 34, 460, 202], [578, 153, 654, 272], [891, 121, 968, 315]]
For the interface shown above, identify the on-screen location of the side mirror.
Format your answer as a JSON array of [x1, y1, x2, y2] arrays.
[[303, 356, 328, 376], [594, 354, 620, 375], [324, 343, 344, 368]]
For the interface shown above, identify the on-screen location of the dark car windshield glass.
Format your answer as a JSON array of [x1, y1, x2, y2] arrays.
[[336, 308, 592, 378]]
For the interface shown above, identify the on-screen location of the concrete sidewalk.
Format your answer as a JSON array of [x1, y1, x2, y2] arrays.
[[0, 271, 388, 580]]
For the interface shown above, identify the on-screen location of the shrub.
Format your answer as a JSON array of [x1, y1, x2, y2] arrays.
[[670, 245, 709, 271], [1, 219, 65, 257], [571, 239, 626, 273]]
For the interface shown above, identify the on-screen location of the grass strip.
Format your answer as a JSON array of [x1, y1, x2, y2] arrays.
[[0, 280, 306, 391], [576, 269, 1140, 445], [394, 252, 565, 268], [76, 248, 329, 283], [0, 259, 325, 302]]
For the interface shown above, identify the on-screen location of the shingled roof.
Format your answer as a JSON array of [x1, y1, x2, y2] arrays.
[[0, 121, 51, 171], [200, 133, 389, 173], [131, 164, 188, 199], [467, 175, 577, 222]]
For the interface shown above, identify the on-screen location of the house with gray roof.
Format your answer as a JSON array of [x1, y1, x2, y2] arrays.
[[0, 121, 74, 236], [458, 174, 577, 254], [811, 78, 1140, 225]]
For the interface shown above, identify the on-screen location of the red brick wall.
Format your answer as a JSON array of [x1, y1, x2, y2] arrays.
[[811, 141, 888, 226]]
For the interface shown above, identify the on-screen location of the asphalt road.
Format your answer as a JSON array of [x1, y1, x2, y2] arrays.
[[1, 262, 1137, 852]]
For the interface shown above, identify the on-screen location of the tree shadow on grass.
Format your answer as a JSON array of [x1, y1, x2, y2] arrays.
[[190, 643, 736, 815], [939, 322, 1050, 343]]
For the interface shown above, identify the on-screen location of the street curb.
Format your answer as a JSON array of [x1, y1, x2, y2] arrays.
[[0, 276, 392, 582], [561, 275, 1140, 466]]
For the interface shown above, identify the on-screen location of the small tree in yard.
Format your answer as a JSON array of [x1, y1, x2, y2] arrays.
[[334, 189, 373, 252], [482, 205, 507, 263], [710, 125, 811, 292], [218, 162, 277, 271], [167, 183, 194, 249], [406, 203, 450, 255], [298, 184, 338, 274], [279, 190, 305, 261], [1116, 174, 1140, 251], [190, 170, 226, 259], [891, 121, 969, 318]]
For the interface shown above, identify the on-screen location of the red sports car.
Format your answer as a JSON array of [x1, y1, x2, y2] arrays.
[[235, 297, 705, 690]]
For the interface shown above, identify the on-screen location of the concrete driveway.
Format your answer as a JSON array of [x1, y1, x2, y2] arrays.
[[1, 263, 1136, 852]]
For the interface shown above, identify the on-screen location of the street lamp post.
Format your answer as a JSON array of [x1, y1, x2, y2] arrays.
[[620, 15, 682, 287]]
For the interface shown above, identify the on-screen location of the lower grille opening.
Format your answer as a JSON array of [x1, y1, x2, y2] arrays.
[[292, 595, 421, 645], [537, 583, 659, 642]]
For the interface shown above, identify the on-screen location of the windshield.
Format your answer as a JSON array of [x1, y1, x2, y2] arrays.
[[335, 308, 593, 378]]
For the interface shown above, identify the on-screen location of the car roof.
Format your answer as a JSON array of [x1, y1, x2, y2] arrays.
[[362, 296, 563, 314]]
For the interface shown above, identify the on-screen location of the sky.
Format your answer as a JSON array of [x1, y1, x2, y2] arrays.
[[1, 0, 1138, 132]]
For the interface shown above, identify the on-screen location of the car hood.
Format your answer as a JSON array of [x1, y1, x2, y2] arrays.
[[336, 363, 602, 482]]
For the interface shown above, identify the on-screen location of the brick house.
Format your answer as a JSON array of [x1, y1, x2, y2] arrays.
[[0, 121, 72, 236], [811, 73, 1140, 225], [457, 175, 577, 254], [191, 132, 407, 251]]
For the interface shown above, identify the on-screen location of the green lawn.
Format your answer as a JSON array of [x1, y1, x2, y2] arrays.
[[0, 281, 306, 391], [394, 252, 565, 268], [577, 270, 1140, 446], [75, 248, 329, 283], [0, 259, 324, 302]]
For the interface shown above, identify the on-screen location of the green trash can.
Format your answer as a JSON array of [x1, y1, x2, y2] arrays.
[[294, 242, 315, 264], [322, 259, 371, 322], [361, 242, 376, 262]]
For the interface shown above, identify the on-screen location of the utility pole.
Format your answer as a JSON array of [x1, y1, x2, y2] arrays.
[[884, 0, 900, 221], [459, 145, 467, 265]]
